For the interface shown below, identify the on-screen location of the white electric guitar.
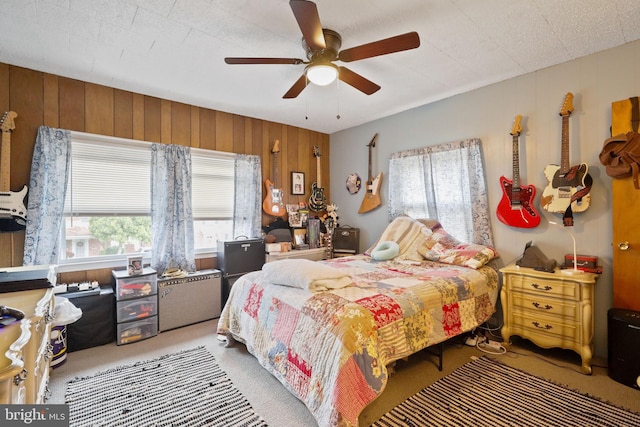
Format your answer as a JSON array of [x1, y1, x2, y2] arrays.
[[0, 111, 28, 232], [541, 92, 592, 220]]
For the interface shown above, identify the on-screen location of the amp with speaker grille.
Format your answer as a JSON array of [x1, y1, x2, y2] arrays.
[[158, 269, 222, 332], [332, 226, 360, 256]]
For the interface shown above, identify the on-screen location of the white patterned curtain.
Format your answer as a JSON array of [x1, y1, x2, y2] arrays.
[[233, 154, 262, 239], [23, 126, 71, 266], [151, 144, 196, 273], [388, 138, 494, 246]]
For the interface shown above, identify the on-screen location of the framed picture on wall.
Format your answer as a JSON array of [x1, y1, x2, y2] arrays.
[[291, 171, 305, 195]]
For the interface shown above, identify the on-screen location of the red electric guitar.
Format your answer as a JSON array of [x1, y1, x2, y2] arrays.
[[496, 115, 540, 228]]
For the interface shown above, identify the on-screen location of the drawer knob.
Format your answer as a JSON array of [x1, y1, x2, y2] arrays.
[[532, 321, 552, 330], [618, 241, 630, 251], [13, 369, 28, 385], [532, 302, 552, 310], [531, 283, 552, 291]]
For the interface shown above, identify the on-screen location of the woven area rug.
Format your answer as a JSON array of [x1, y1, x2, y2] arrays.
[[372, 357, 640, 427], [65, 346, 268, 427]]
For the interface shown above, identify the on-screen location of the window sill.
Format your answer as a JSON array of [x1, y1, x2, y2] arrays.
[[55, 250, 217, 274]]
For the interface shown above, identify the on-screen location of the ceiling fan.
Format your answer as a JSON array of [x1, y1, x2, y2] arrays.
[[224, 0, 421, 99]]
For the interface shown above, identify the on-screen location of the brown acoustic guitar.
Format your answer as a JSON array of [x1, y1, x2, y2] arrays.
[[358, 133, 382, 214], [262, 139, 286, 217], [0, 111, 28, 232]]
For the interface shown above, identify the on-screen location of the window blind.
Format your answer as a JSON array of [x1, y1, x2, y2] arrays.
[[64, 133, 236, 219], [64, 138, 151, 215], [191, 153, 234, 219]]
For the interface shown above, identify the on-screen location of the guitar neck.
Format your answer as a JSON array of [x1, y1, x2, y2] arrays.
[[367, 144, 373, 182], [316, 155, 322, 187], [1, 132, 10, 192], [272, 152, 279, 187], [511, 134, 520, 188], [560, 115, 570, 174]]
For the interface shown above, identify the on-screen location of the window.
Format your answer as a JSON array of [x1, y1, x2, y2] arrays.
[[387, 138, 494, 247], [191, 149, 235, 248], [60, 132, 235, 264]]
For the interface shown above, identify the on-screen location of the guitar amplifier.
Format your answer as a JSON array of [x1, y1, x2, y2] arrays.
[[217, 239, 265, 304], [158, 270, 222, 332], [216, 239, 265, 276], [332, 227, 360, 256], [608, 308, 640, 389]]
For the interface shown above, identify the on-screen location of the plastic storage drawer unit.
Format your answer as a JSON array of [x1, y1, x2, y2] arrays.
[[116, 317, 158, 345], [116, 295, 158, 323], [112, 268, 157, 301]]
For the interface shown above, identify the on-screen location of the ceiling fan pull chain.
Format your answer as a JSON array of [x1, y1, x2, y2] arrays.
[[305, 75, 309, 120], [336, 77, 341, 120]]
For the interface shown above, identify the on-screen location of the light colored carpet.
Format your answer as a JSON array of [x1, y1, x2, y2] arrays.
[[48, 320, 640, 427], [372, 356, 640, 426]]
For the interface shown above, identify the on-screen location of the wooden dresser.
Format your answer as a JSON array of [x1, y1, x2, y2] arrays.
[[0, 320, 30, 404], [500, 264, 598, 374], [0, 288, 55, 403]]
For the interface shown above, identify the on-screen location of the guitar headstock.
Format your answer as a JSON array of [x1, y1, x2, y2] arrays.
[[559, 92, 574, 117], [313, 145, 321, 157], [272, 139, 280, 154], [0, 111, 17, 133], [510, 115, 522, 136], [367, 133, 378, 148]]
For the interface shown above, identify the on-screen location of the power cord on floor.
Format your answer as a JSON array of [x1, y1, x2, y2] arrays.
[[464, 333, 507, 355]]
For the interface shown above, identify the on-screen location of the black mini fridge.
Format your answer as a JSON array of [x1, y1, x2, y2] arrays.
[[217, 239, 265, 304]]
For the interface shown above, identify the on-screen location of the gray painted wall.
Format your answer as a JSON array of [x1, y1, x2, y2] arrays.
[[329, 39, 640, 359]]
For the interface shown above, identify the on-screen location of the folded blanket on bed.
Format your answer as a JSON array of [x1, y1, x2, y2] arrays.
[[261, 258, 353, 292]]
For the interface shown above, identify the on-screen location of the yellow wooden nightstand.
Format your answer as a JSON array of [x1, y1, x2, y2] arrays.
[[500, 264, 598, 374]]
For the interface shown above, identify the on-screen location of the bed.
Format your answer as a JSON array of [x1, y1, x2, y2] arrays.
[[217, 217, 500, 427]]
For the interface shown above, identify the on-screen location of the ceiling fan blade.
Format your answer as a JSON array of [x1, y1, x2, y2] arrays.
[[338, 31, 420, 62], [225, 57, 304, 65], [338, 66, 380, 95], [290, 0, 326, 51], [283, 74, 308, 99]]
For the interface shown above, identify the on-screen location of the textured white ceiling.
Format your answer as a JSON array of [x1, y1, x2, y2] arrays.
[[1, 0, 639, 134]]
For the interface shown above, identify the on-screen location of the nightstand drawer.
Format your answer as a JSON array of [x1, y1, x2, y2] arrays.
[[511, 311, 579, 341], [508, 275, 579, 300], [511, 293, 578, 318]]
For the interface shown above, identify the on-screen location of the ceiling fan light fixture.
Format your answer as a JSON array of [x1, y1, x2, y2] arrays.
[[306, 63, 338, 86]]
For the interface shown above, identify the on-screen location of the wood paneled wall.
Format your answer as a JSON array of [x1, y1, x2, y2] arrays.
[[0, 63, 330, 284]]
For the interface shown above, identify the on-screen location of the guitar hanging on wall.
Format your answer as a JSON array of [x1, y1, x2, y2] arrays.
[[541, 92, 592, 225], [0, 111, 28, 232], [496, 115, 540, 228], [262, 139, 286, 217], [358, 133, 382, 214], [308, 145, 327, 212]]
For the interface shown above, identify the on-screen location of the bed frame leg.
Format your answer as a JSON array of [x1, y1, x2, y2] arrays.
[[426, 342, 443, 371]]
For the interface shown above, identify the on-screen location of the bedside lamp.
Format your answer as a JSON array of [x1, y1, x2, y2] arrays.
[[549, 221, 585, 275]]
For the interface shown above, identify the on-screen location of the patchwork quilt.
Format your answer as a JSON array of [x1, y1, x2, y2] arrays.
[[217, 255, 499, 427]]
